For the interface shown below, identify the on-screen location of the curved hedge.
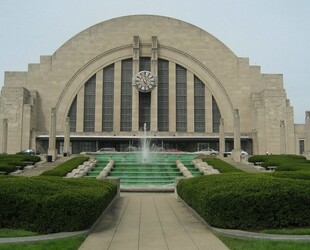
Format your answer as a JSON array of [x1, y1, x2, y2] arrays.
[[0, 154, 41, 174], [0, 176, 117, 233], [40, 156, 89, 177], [177, 173, 310, 230]]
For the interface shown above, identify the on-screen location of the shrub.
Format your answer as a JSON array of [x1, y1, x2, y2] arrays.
[[40, 156, 89, 177], [0, 154, 41, 174], [0, 176, 117, 233], [177, 173, 310, 230], [248, 155, 310, 171], [202, 158, 242, 173], [270, 170, 310, 180]]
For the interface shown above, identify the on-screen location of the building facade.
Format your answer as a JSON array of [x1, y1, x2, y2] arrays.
[[0, 15, 308, 157]]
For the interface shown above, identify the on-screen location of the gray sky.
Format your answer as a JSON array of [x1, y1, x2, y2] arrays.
[[1, 0, 309, 123]]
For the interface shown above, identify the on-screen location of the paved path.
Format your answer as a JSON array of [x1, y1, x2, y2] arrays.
[[79, 193, 229, 250]]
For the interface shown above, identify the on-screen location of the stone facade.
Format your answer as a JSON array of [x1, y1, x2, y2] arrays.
[[0, 15, 307, 155]]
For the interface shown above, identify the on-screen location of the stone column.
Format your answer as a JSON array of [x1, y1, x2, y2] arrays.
[[150, 36, 158, 132], [64, 117, 70, 156], [232, 109, 241, 161], [252, 129, 258, 155], [48, 108, 57, 161], [304, 111, 310, 159], [280, 120, 286, 154], [219, 118, 225, 156], [2, 119, 8, 154], [132, 36, 140, 132]]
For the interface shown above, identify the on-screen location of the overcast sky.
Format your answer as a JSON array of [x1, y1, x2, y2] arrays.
[[1, 0, 309, 123]]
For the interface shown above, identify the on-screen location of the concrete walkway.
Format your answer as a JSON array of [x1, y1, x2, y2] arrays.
[[79, 193, 229, 250]]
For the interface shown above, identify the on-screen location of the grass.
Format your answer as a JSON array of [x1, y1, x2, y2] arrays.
[[40, 156, 89, 176], [0, 235, 86, 250], [0, 229, 38, 238], [219, 236, 310, 250], [202, 157, 243, 173]]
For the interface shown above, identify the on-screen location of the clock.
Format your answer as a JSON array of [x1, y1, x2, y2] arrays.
[[134, 70, 156, 92]]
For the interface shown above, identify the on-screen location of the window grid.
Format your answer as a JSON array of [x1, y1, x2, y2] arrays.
[[176, 64, 187, 132], [121, 59, 132, 131], [102, 65, 114, 132], [158, 59, 169, 131], [83, 76, 96, 132], [212, 96, 221, 132], [194, 76, 205, 132], [68, 96, 77, 132]]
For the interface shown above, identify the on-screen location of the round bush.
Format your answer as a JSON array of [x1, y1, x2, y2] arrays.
[[177, 173, 310, 230]]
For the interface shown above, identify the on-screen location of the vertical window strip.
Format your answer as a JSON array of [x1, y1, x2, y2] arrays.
[[176, 64, 187, 132], [102, 65, 114, 132], [138, 57, 151, 129], [194, 76, 205, 132], [121, 59, 132, 131], [158, 59, 169, 131], [68, 96, 77, 132], [139, 57, 151, 71], [212, 96, 221, 132], [83, 76, 96, 132]]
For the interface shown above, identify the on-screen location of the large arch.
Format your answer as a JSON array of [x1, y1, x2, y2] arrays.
[[56, 43, 235, 131]]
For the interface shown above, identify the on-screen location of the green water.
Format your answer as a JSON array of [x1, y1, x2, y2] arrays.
[[85, 153, 203, 187]]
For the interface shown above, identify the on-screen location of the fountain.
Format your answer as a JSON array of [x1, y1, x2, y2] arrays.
[[141, 123, 150, 163]]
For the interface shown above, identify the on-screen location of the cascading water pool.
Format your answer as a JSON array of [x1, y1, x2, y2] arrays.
[[85, 123, 203, 189]]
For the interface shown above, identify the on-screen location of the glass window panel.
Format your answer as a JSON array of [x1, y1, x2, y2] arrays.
[[158, 59, 169, 131], [121, 59, 132, 131], [68, 96, 77, 132], [84, 76, 96, 132], [176, 64, 187, 132], [102, 64, 114, 132], [194, 76, 205, 132], [212, 96, 221, 132]]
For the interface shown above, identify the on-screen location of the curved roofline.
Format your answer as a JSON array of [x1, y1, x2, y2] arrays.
[[53, 14, 237, 58]]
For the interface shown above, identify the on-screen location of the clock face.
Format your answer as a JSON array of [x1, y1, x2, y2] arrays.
[[134, 70, 156, 92]]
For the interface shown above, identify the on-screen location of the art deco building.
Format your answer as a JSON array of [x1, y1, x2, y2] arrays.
[[0, 15, 309, 158]]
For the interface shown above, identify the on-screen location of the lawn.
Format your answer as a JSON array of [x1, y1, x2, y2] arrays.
[[0, 236, 85, 250], [219, 236, 310, 250]]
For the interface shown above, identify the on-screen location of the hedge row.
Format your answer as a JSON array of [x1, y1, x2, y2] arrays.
[[248, 154, 310, 171], [0, 154, 41, 174], [270, 170, 310, 180], [177, 173, 310, 230], [202, 158, 242, 173], [0, 176, 117, 233], [40, 156, 89, 177]]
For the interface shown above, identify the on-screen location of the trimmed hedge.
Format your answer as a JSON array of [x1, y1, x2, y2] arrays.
[[0, 176, 117, 233], [0, 154, 41, 174], [202, 158, 242, 173], [248, 154, 310, 171], [40, 156, 89, 177], [270, 170, 310, 180], [177, 173, 310, 230]]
